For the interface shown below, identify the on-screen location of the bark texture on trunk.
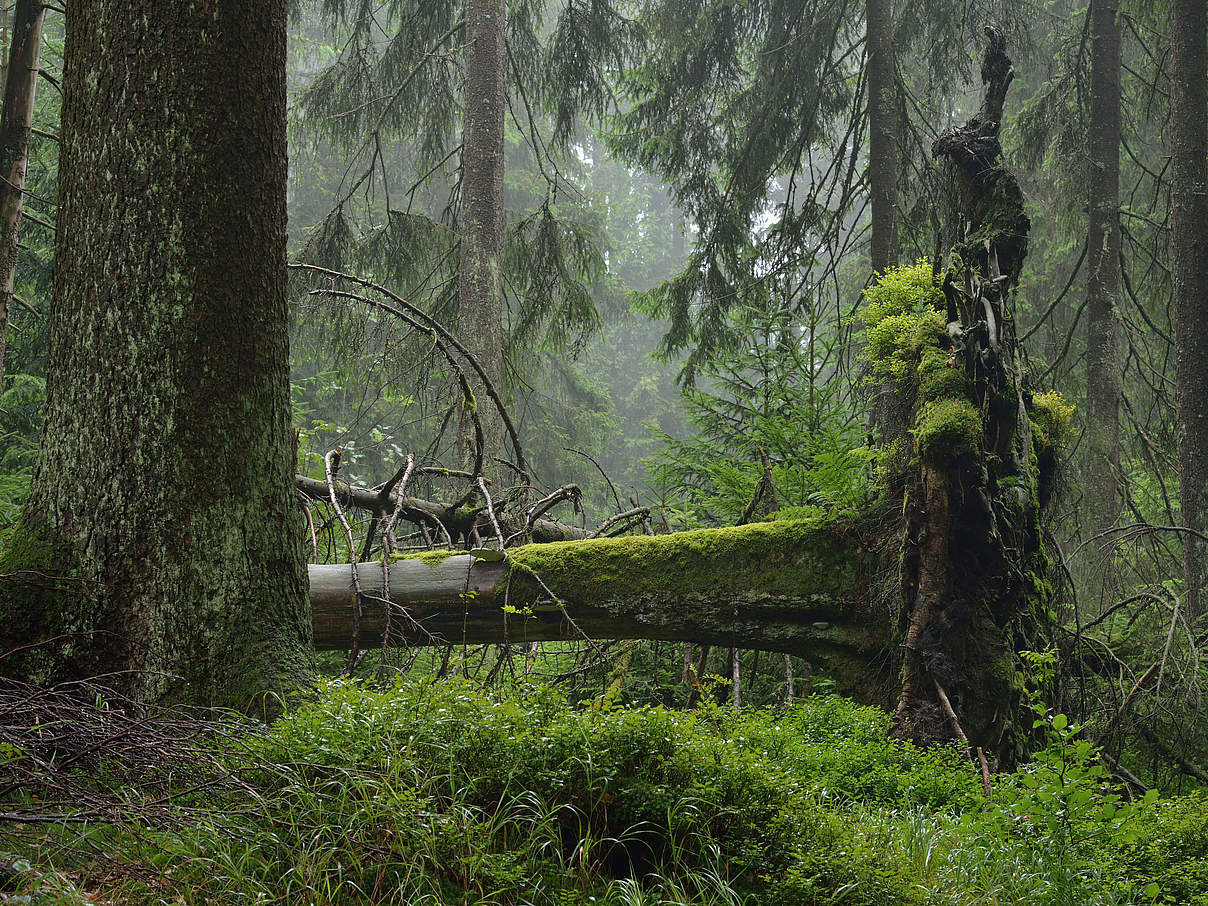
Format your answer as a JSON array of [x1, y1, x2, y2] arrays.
[[308, 519, 894, 705], [1170, 0, 1208, 625], [884, 29, 1048, 766], [0, 0, 311, 706], [1081, 0, 1122, 600], [457, 0, 507, 479], [0, 0, 43, 387], [866, 0, 897, 273]]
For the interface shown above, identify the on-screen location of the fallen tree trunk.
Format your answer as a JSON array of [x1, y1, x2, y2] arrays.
[[309, 518, 895, 705]]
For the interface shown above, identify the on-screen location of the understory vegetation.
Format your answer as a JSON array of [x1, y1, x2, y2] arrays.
[[3, 680, 1204, 905], [3, 0, 1208, 902]]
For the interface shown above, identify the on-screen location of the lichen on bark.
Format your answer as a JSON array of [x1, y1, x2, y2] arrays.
[[0, 0, 312, 709]]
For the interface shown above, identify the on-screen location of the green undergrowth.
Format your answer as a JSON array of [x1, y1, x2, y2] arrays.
[[5, 681, 1205, 905]]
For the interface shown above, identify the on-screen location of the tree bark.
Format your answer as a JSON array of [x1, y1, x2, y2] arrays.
[[0, 0, 311, 706], [0, 0, 43, 388], [890, 28, 1044, 766], [1170, 0, 1208, 625], [1081, 0, 1122, 604], [866, 0, 897, 273], [307, 519, 895, 705], [457, 0, 507, 480]]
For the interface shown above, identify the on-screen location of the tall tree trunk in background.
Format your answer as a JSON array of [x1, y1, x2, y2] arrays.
[[457, 0, 507, 482], [0, 0, 311, 706], [0, 0, 43, 388], [1, 1, 9, 93], [1080, 0, 1122, 607], [866, 0, 897, 273], [1170, 0, 1208, 625], [864, 0, 902, 448]]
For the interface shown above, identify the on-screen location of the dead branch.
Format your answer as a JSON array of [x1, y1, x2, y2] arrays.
[[294, 474, 590, 544]]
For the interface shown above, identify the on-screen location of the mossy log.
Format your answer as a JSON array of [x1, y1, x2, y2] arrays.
[[309, 518, 895, 705]]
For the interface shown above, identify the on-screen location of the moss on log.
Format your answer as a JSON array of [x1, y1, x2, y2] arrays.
[[309, 518, 894, 705]]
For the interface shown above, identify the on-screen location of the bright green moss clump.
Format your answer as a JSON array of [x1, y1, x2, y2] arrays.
[[861, 260, 948, 383], [917, 345, 968, 403], [861, 262, 981, 469], [1029, 389, 1075, 450], [915, 399, 982, 464]]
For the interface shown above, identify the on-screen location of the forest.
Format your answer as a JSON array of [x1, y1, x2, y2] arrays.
[[0, 0, 1206, 902]]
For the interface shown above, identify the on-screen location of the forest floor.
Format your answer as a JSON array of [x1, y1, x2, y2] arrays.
[[2, 679, 1206, 905]]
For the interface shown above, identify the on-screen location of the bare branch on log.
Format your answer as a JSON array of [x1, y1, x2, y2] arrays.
[[290, 263, 530, 482], [294, 474, 590, 544], [325, 450, 364, 673]]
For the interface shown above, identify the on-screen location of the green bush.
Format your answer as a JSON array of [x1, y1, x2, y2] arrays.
[[10, 680, 1208, 906], [186, 680, 946, 904], [1096, 790, 1208, 904]]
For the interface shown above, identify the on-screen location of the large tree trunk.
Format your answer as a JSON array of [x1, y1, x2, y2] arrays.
[[1170, 0, 1208, 626], [308, 519, 895, 705], [886, 29, 1045, 766], [0, 0, 43, 388], [0, 0, 311, 706], [866, 0, 897, 273], [1080, 0, 1122, 606], [457, 0, 507, 479]]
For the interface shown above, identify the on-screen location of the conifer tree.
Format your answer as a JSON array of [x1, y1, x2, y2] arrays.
[[1080, 0, 1122, 604], [1170, 0, 1208, 624], [0, 0, 311, 705]]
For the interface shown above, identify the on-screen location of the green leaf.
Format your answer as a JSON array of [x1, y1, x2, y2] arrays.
[[1068, 789, 1091, 808]]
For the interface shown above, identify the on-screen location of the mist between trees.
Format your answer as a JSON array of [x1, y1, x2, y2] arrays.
[[0, 0, 1207, 903]]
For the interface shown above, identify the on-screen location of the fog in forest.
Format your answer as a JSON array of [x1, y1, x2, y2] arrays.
[[2, 1, 1207, 902]]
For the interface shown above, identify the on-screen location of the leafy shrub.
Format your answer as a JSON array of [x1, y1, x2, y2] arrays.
[[12, 681, 1207, 906], [209, 680, 951, 903], [1095, 790, 1208, 904]]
